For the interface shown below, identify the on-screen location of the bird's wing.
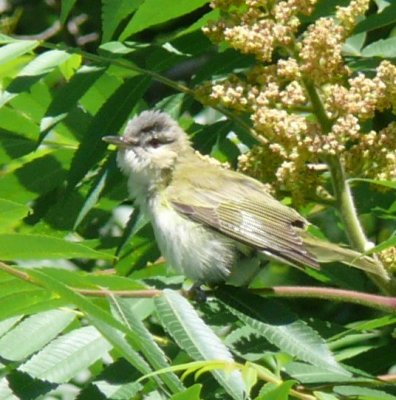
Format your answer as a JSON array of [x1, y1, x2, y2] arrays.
[[167, 168, 319, 270]]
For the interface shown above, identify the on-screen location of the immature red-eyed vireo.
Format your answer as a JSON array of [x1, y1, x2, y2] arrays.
[[103, 111, 388, 285]]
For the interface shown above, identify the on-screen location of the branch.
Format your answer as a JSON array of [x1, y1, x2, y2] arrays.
[[252, 286, 396, 313], [1, 262, 395, 312]]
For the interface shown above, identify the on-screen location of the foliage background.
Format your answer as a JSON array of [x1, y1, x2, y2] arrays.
[[0, 0, 395, 399]]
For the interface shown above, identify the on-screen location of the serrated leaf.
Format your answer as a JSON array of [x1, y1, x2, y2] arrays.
[[27, 269, 157, 379], [284, 362, 363, 384], [334, 385, 396, 400], [0, 199, 30, 232], [94, 379, 142, 399], [111, 297, 184, 392], [0, 40, 39, 66], [216, 288, 348, 375], [0, 316, 22, 338], [362, 37, 396, 58], [0, 233, 113, 260], [0, 310, 76, 361], [155, 289, 246, 400], [19, 326, 112, 383], [120, 0, 209, 40]]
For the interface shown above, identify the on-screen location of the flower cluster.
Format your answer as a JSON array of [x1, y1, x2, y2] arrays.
[[198, 0, 396, 206], [203, 0, 319, 62], [379, 247, 396, 272], [300, 18, 348, 85], [336, 0, 371, 33]]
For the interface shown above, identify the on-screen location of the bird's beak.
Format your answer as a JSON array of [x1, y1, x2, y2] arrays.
[[102, 136, 128, 148]]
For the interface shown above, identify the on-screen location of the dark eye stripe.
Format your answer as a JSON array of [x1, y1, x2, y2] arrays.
[[148, 138, 161, 148]]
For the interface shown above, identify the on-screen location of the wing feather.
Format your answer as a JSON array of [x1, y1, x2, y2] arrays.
[[168, 167, 319, 269]]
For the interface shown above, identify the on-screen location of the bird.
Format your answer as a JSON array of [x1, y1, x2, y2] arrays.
[[102, 110, 388, 285]]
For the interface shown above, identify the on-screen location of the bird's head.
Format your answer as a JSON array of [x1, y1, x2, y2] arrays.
[[103, 111, 192, 187]]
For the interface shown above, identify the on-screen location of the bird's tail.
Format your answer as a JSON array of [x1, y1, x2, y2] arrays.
[[301, 233, 390, 281]]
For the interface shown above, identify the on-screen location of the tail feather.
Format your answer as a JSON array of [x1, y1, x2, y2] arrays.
[[301, 233, 390, 281]]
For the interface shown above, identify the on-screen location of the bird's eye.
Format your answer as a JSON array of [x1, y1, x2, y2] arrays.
[[148, 138, 161, 148]]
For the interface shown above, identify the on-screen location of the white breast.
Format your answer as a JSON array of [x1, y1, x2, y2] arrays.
[[146, 195, 236, 283]]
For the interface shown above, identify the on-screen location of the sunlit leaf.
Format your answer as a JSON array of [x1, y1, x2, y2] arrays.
[[120, 0, 209, 39], [0, 233, 114, 260], [19, 326, 112, 383], [155, 289, 246, 400]]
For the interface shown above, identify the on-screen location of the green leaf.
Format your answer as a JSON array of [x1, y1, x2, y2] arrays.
[[0, 106, 39, 141], [110, 296, 184, 393], [354, 3, 396, 34], [27, 269, 156, 379], [0, 286, 65, 321], [334, 385, 396, 400], [102, 0, 143, 42], [0, 377, 17, 400], [0, 310, 75, 361], [175, 9, 220, 38], [20, 49, 73, 77], [120, 0, 209, 40], [284, 363, 364, 384], [170, 384, 202, 400], [73, 159, 110, 230], [0, 41, 39, 66], [0, 233, 113, 260], [342, 33, 366, 56], [0, 316, 22, 337], [67, 76, 151, 191], [0, 34, 20, 44], [94, 378, 142, 399], [0, 50, 74, 107], [257, 381, 296, 400], [0, 199, 30, 232], [361, 37, 396, 58], [215, 288, 348, 375], [40, 65, 106, 138], [155, 289, 246, 400], [19, 326, 112, 383], [368, 235, 396, 253], [348, 315, 396, 331], [350, 178, 396, 190], [60, 0, 77, 24], [314, 392, 340, 400]]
